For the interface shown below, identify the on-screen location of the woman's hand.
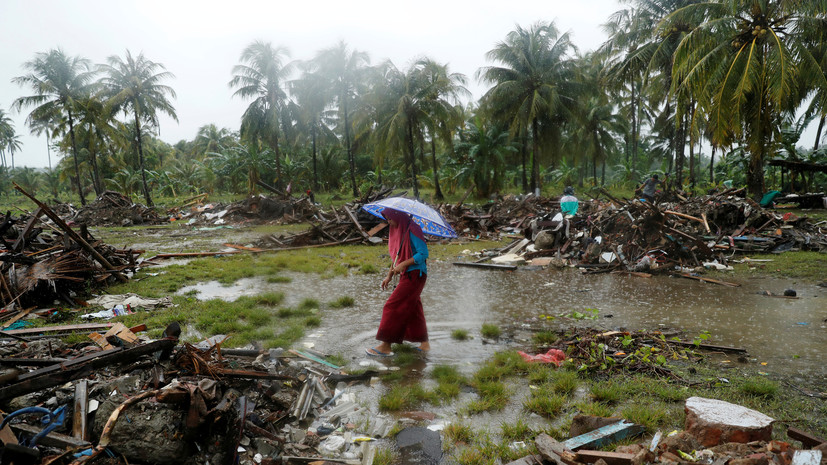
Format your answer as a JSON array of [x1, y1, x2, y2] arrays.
[[392, 263, 407, 275], [381, 275, 392, 290]]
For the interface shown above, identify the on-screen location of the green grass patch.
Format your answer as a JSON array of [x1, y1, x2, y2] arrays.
[[738, 378, 779, 398], [481, 323, 501, 339], [304, 316, 321, 327], [722, 251, 827, 282], [524, 392, 566, 418], [266, 275, 292, 283], [589, 379, 629, 403], [298, 298, 320, 311], [432, 365, 467, 385], [451, 329, 470, 340], [372, 447, 396, 465], [500, 417, 534, 441], [359, 264, 380, 274], [443, 422, 475, 446], [253, 292, 285, 306], [328, 296, 355, 308], [551, 370, 579, 395], [620, 402, 671, 432], [533, 331, 558, 346], [575, 401, 616, 418], [378, 384, 434, 411]]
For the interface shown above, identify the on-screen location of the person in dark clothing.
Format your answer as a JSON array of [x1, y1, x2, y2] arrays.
[[641, 174, 663, 202]]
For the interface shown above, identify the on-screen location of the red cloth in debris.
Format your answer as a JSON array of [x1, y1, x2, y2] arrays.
[[518, 348, 566, 366], [376, 270, 428, 344]]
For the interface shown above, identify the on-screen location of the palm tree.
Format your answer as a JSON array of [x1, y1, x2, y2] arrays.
[[12, 49, 96, 205], [313, 41, 370, 197], [98, 50, 177, 206], [455, 116, 516, 197], [478, 22, 580, 195], [289, 66, 336, 191], [229, 41, 292, 191], [0, 109, 18, 169], [193, 124, 235, 157], [669, 1, 827, 198], [414, 59, 469, 200]]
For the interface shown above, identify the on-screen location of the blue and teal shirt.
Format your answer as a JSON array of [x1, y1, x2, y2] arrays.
[[404, 233, 429, 276]]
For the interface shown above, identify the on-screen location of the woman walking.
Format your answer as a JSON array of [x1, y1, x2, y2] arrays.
[[366, 208, 430, 357]]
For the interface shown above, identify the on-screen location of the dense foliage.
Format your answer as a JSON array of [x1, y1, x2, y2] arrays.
[[3, 1, 826, 204]]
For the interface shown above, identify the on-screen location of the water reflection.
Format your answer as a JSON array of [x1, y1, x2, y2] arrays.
[[180, 261, 826, 381]]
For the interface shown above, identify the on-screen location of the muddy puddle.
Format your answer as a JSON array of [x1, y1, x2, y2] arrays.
[[179, 261, 826, 383]]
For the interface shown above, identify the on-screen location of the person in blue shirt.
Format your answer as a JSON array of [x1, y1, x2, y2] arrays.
[[366, 208, 430, 357]]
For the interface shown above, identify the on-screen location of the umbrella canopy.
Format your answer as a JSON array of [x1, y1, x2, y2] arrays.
[[362, 197, 458, 238]]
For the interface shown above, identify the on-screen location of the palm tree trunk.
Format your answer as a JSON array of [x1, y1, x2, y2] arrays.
[[133, 111, 153, 207], [311, 125, 318, 191], [407, 122, 419, 199], [520, 131, 528, 193], [46, 133, 52, 170], [601, 159, 605, 186], [531, 118, 540, 195], [67, 110, 86, 206], [632, 80, 640, 179], [430, 136, 443, 200], [343, 92, 358, 198], [814, 116, 825, 152], [709, 146, 716, 184], [90, 148, 103, 196]]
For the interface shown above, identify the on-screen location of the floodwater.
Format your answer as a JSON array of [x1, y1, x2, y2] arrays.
[[179, 260, 827, 383]]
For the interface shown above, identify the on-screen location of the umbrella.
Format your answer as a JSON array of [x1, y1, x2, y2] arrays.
[[362, 197, 458, 238]]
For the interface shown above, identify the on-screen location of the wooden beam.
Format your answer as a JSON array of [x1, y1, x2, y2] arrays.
[[453, 262, 518, 271], [10, 423, 91, 449], [11, 207, 43, 252], [344, 206, 369, 239], [664, 339, 747, 354], [788, 427, 827, 448], [675, 273, 740, 287], [1, 323, 113, 337], [576, 450, 635, 465]]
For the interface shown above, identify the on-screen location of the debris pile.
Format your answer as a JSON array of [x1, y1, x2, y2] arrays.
[[73, 191, 166, 227], [515, 401, 826, 465], [458, 190, 827, 274], [0, 324, 393, 465], [171, 194, 322, 226], [0, 186, 140, 312]]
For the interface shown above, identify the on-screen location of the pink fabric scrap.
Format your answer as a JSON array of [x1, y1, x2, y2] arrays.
[[517, 348, 566, 366]]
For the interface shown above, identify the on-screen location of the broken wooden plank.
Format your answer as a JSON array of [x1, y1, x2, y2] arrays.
[[675, 273, 740, 287], [664, 339, 747, 354], [0, 307, 32, 330], [0, 357, 68, 366], [366, 222, 388, 237], [453, 262, 518, 271], [575, 450, 635, 465], [664, 210, 704, 224], [504, 455, 545, 465], [2, 323, 113, 337], [561, 420, 644, 451], [343, 207, 369, 240], [536, 433, 579, 465], [153, 251, 243, 259], [11, 207, 43, 253], [0, 413, 18, 446], [10, 423, 91, 449], [212, 368, 297, 382], [788, 428, 827, 448]]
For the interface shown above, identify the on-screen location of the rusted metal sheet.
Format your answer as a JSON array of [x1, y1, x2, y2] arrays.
[[561, 420, 644, 451]]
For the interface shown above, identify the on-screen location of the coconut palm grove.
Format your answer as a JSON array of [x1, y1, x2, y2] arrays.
[[1, 1, 826, 205]]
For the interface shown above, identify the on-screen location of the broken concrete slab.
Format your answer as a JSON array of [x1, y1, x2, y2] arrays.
[[685, 397, 775, 447]]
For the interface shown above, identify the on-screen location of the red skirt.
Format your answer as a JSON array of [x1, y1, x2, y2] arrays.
[[376, 271, 428, 343]]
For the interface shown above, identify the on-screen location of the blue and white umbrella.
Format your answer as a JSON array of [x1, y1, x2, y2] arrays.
[[362, 197, 458, 238]]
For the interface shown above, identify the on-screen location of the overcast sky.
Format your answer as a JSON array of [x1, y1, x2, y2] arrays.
[[0, 0, 625, 169]]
